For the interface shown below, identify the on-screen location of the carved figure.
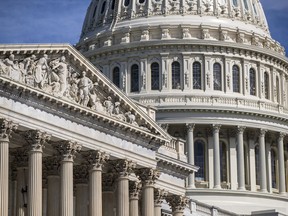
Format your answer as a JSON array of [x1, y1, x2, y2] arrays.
[[67, 72, 79, 102], [89, 83, 99, 109], [34, 54, 49, 89], [182, 28, 191, 39], [125, 111, 138, 126], [103, 96, 114, 116], [3, 54, 21, 82], [51, 56, 68, 95], [78, 71, 93, 106]]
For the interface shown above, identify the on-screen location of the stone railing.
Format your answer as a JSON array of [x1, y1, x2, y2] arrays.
[[134, 95, 288, 116], [159, 137, 187, 161]]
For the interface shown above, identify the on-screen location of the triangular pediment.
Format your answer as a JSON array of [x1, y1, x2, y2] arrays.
[[0, 44, 171, 145]]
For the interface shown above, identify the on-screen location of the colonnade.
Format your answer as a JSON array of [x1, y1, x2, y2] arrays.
[[186, 124, 287, 195], [0, 118, 189, 216]]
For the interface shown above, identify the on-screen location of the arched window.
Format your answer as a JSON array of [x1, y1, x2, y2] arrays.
[[233, 0, 238, 7], [172, 61, 181, 89], [243, 0, 249, 10], [233, 65, 240, 93], [101, 1, 106, 14], [213, 63, 222, 91], [194, 140, 205, 181], [124, 0, 130, 6], [220, 141, 228, 182], [151, 62, 160, 90], [249, 68, 256, 96], [264, 72, 269, 99], [271, 149, 277, 188], [112, 67, 120, 88], [255, 145, 260, 185], [131, 64, 139, 92], [193, 62, 202, 89], [276, 76, 280, 103]]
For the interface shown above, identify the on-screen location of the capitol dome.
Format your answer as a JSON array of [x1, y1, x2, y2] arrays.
[[77, 0, 288, 215]]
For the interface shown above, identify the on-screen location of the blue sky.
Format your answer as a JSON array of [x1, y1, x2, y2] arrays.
[[0, 0, 287, 53]]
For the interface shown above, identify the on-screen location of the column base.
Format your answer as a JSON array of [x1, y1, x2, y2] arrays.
[[260, 189, 268, 193], [237, 187, 246, 191], [187, 184, 196, 189], [213, 185, 222, 189], [279, 192, 287, 196]]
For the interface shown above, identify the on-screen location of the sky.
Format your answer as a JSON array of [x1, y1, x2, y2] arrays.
[[0, 0, 287, 53]]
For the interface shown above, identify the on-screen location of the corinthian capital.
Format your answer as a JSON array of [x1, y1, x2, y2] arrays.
[[109, 159, 136, 177], [11, 147, 29, 167], [186, 124, 195, 132], [212, 124, 221, 133], [25, 130, 50, 152], [135, 168, 161, 186], [129, 181, 142, 199], [166, 195, 189, 212], [258, 129, 267, 137], [237, 126, 246, 134], [83, 150, 110, 170], [53, 140, 82, 161], [43, 156, 60, 176], [154, 188, 168, 205], [0, 118, 18, 142], [74, 165, 88, 184]]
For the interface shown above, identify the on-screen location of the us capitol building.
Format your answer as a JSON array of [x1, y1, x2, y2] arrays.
[[0, 0, 288, 215]]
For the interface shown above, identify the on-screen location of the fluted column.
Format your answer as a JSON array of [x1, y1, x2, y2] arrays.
[[110, 159, 136, 216], [102, 173, 116, 216], [135, 168, 160, 216], [278, 133, 286, 195], [25, 130, 50, 216], [84, 150, 109, 216], [129, 181, 141, 216], [54, 141, 82, 216], [186, 124, 195, 188], [259, 129, 267, 193], [166, 195, 189, 216], [0, 119, 17, 216], [213, 124, 221, 189], [237, 126, 246, 190], [44, 156, 61, 216], [74, 165, 88, 216], [154, 189, 168, 216]]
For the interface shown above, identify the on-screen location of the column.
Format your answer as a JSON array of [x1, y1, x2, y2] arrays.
[[42, 186, 48, 216], [237, 126, 246, 190], [248, 132, 257, 192], [110, 159, 136, 216], [10, 169, 17, 216], [25, 130, 50, 216], [84, 150, 109, 216], [44, 156, 60, 216], [102, 173, 116, 216], [54, 141, 82, 216], [278, 133, 286, 195], [186, 124, 195, 188], [228, 129, 237, 190], [0, 119, 17, 216], [129, 181, 141, 216], [259, 129, 267, 192], [154, 189, 167, 216], [167, 195, 189, 216], [11, 147, 29, 216], [135, 168, 161, 216], [213, 124, 221, 189], [74, 165, 88, 216]]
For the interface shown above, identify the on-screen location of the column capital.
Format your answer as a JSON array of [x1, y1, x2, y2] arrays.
[[43, 156, 60, 176], [0, 118, 18, 142], [25, 130, 50, 152], [166, 195, 189, 212], [212, 124, 221, 133], [237, 126, 246, 134], [135, 168, 161, 186], [109, 159, 136, 177], [154, 188, 168, 206], [129, 181, 142, 199], [53, 140, 82, 162], [258, 129, 267, 137], [83, 150, 110, 171], [102, 173, 117, 191], [186, 124, 195, 132], [74, 165, 88, 184], [278, 132, 286, 141]]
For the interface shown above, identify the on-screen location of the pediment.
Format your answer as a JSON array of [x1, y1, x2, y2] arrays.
[[0, 44, 171, 145]]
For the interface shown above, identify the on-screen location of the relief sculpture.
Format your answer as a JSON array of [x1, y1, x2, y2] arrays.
[[0, 53, 140, 127]]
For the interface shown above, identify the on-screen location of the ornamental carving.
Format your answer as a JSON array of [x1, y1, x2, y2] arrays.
[[129, 181, 142, 199], [83, 150, 110, 170], [236, 126, 246, 134], [154, 188, 168, 205], [43, 156, 61, 176], [135, 168, 161, 186], [166, 195, 189, 212], [0, 53, 148, 130], [74, 165, 89, 184], [53, 140, 82, 161], [25, 130, 50, 151], [11, 147, 29, 168], [0, 118, 18, 141], [109, 159, 136, 177]]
